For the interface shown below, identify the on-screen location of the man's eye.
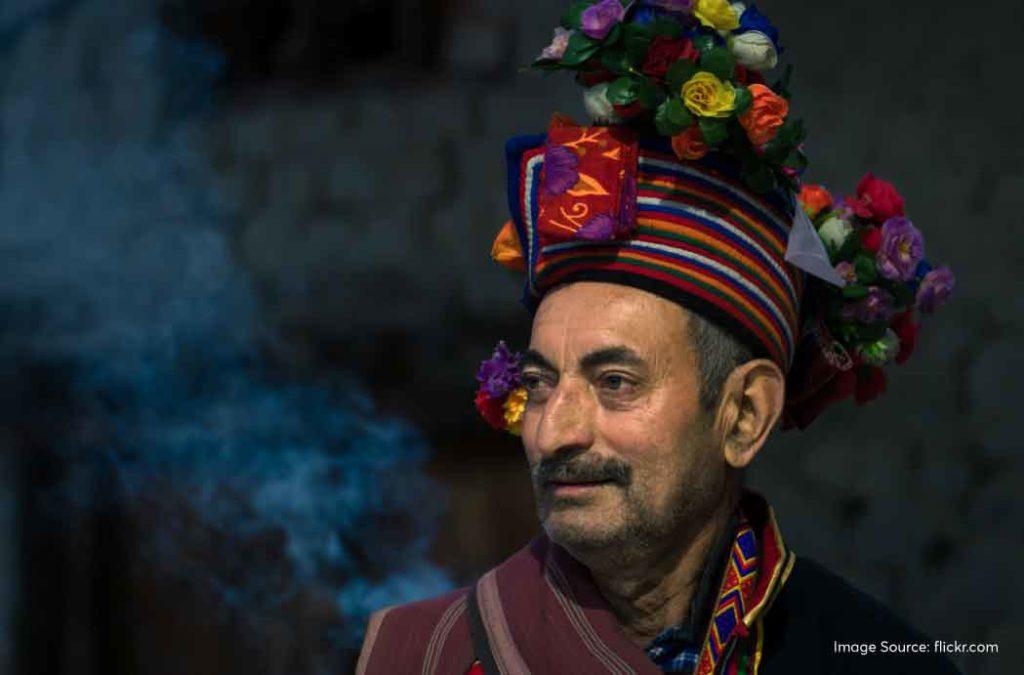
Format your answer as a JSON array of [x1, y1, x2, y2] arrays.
[[600, 373, 635, 393], [521, 373, 552, 396]]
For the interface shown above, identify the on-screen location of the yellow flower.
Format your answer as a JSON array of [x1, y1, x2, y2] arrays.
[[503, 387, 528, 435], [693, 0, 739, 32], [681, 72, 736, 118]]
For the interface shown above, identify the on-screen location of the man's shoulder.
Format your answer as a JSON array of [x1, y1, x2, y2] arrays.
[[761, 555, 961, 674], [356, 587, 472, 674]]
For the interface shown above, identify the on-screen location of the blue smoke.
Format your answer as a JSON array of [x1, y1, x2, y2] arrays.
[[0, 0, 451, 662]]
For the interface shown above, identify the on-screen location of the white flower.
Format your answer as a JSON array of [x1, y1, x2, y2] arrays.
[[582, 83, 623, 124], [728, 31, 778, 70], [857, 329, 900, 366], [538, 27, 572, 61], [730, 2, 748, 17], [817, 215, 853, 252]]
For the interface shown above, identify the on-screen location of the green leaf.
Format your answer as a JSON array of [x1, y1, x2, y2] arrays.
[[623, 23, 653, 64], [604, 23, 623, 46], [733, 86, 752, 115], [561, 32, 600, 67], [782, 148, 808, 173], [699, 47, 735, 81], [561, 1, 594, 29], [664, 96, 693, 127], [842, 284, 869, 299], [655, 101, 687, 136], [741, 163, 776, 193], [892, 284, 914, 309], [854, 253, 877, 283], [835, 230, 862, 263], [649, 17, 683, 38], [636, 77, 666, 109], [692, 34, 717, 54], [600, 48, 632, 75], [698, 118, 729, 146], [666, 59, 697, 93], [606, 76, 640, 105], [772, 64, 794, 99]]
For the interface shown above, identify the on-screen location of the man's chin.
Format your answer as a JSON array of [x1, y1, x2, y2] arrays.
[[541, 510, 626, 552]]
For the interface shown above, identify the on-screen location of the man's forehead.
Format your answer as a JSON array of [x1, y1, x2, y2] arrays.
[[529, 282, 693, 361]]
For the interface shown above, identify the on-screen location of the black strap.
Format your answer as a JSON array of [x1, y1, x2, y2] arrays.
[[466, 583, 501, 675]]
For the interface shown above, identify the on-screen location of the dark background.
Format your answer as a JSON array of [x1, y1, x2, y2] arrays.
[[0, 0, 1021, 673]]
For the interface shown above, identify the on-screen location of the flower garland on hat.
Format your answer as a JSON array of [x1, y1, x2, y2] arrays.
[[782, 176, 956, 429], [534, 0, 800, 193]]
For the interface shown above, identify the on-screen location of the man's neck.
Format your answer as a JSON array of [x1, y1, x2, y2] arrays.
[[583, 500, 736, 647]]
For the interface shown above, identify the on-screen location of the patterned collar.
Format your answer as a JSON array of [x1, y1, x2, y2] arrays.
[[644, 490, 795, 675]]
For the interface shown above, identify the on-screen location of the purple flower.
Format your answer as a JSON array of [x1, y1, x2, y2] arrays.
[[476, 341, 521, 398], [542, 145, 579, 195], [842, 286, 895, 323], [876, 216, 924, 281], [835, 261, 857, 284], [581, 0, 627, 40], [916, 266, 955, 313], [538, 27, 573, 61]]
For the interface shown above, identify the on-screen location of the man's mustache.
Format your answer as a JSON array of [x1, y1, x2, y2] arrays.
[[533, 453, 632, 486]]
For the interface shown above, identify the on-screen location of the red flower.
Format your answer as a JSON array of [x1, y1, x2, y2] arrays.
[[845, 173, 905, 223], [891, 310, 919, 364], [734, 65, 764, 85], [612, 101, 647, 118], [577, 60, 617, 87], [860, 226, 882, 253], [641, 36, 699, 80], [854, 365, 887, 404], [474, 389, 507, 430]]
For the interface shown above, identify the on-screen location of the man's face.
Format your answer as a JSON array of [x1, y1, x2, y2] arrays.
[[520, 282, 727, 556]]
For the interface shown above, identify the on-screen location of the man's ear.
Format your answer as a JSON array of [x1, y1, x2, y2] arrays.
[[714, 359, 785, 469]]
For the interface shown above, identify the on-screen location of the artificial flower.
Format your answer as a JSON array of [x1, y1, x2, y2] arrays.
[[916, 265, 955, 313], [857, 329, 900, 366], [860, 226, 882, 253], [581, 0, 627, 40], [475, 340, 521, 398], [846, 173, 905, 223], [843, 286, 894, 323], [835, 261, 857, 284], [694, 0, 740, 31], [642, 36, 700, 79], [669, 125, 707, 160], [646, 0, 694, 11], [890, 310, 919, 364], [735, 4, 779, 46], [798, 183, 833, 218], [538, 27, 573, 61], [503, 387, 528, 435], [681, 71, 737, 118], [728, 31, 778, 70], [582, 82, 624, 123], [733, 64, 764, 85], [876, 216, 924, 281], [738, 83, 788, 145], [817, 214, 852, 251], [475, 389, 508, 430]]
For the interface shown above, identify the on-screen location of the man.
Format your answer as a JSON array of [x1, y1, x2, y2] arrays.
[[357, 2, 958, 673]]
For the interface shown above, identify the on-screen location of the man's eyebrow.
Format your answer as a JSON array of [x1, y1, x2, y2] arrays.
[[520, 349, 557, 372], [579, 346, 647, 371]]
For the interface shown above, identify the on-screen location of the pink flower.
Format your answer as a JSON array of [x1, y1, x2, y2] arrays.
[[538, 27, 573, 61], [835, 261, 857, 284], [843, 287, 895, 323]]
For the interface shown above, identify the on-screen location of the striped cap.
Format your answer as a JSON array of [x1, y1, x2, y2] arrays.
[[501, 130, 807, 371]]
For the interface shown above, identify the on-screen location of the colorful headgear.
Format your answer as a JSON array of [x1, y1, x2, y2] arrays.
[[475, 0, 955, 433]]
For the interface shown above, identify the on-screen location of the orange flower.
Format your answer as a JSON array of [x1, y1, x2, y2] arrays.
[[738, 84, 788, 146], [671, 125, 708, 161], [797, 184, 833, 219]]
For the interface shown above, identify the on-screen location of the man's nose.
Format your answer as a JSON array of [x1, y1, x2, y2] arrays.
[[534, 377, 596, 458]]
